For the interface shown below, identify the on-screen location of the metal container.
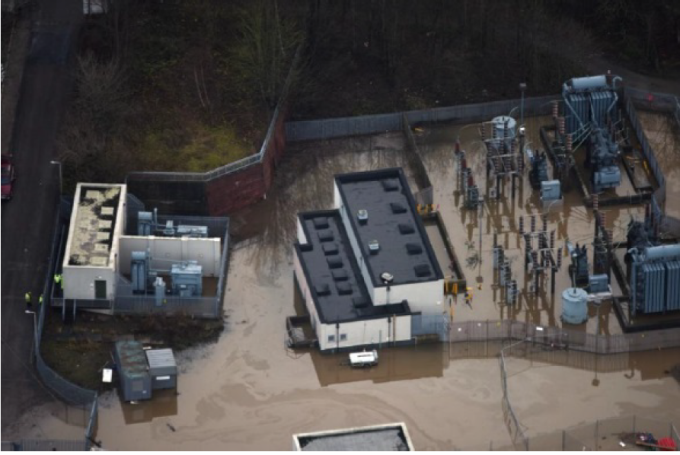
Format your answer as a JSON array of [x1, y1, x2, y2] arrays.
[[561, 287, 588, 324], [569, 75, 607, 91]]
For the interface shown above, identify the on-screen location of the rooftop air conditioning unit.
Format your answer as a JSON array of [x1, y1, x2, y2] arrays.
[[357, 209, 368, 224], [368, 240, 380, 254]]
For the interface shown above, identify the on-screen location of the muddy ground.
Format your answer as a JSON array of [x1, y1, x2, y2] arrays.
[[40, 312, 225, 390], [8, 121, 680, 450]]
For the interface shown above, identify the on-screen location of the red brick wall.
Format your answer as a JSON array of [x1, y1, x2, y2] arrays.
[[206, 107, 288, 216]]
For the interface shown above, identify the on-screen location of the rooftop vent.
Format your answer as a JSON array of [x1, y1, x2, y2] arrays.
[[390, 202, 407, 214], [332, 269, 349, 281], [327, 255, 343, 269], [352, 296, 369, 308], [398, 223, 415, 234], [336, 282, 353, 295], [357, 209, 368, 224], [414, 264, 432, 277], [406, 243, 423, 255], [322, 242, 339, 255], [380, 272, 394, 284], [315, 283, 331, 296], [368, 239, 380, 254], [382, 179, 399, 192], [317, 229, 334, 242], [313, 218, 329, 229]]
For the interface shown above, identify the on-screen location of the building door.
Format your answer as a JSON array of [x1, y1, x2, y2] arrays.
[[95, 280, 107, 299]]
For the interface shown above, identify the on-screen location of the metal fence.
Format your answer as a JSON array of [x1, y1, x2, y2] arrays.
[[31, 197, 99, 449], [447, 320, 680, 353], [499, 341, 529, 450], [624, 93, 666, 200], [494, 337, 680, 451], [286, 95, 558, 142]]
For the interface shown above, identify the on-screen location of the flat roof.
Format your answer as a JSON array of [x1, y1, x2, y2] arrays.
[[335, 168, 443, 287], [295, 210, 412, 324], [145, 348, 176, 370], [294, 423, 414, 451], [67, 183, 124, 267], [115, 340, 148, 379]]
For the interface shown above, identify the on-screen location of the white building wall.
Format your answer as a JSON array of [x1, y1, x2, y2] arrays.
[[62, 266, 116, 300], [293, 248, 321, 333], [373, 279, 445, 315], [296, 218, 308, 244], [118, 236, 221, 276], [318, 315, 412, 351]]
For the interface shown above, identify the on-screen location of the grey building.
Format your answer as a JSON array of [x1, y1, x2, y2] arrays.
[[114, 341, 177, 402], [292, 423, 414, 451]]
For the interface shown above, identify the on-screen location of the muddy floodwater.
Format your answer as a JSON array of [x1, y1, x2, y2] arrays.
[[417, 117, 646, 332], [10, 126, 680, 450]]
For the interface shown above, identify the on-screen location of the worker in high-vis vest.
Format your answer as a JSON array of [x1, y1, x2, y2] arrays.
[[25, 291, 32, 309], [39, 294, 44, 306], [54, 273, 63, 288]]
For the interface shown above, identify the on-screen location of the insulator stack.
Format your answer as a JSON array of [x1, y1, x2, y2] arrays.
[[592, 193, 599, 211], [455, 140, 461, 154], [481, 123, 486, 140], [558, 117, 566, 136], [531, 215, 536, 232], [566, 134, 573, 152], [518, 156, 525, 173], [600, 211, 607, 228], [552, 100, 559, 118], [556, 249, 562, 268], [542, 214, 548, 233], [531, 250, 539, 266], [607, 230, 614, 247], [550, 230, 555, 249], [519, 216, 524, 234]]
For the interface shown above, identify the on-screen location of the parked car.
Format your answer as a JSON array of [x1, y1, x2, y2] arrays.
[[1, 155, 16, 200]]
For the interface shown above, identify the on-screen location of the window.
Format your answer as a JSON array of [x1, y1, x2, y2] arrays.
[[327, 335, 336, 343], [340, 334, 347, 342]]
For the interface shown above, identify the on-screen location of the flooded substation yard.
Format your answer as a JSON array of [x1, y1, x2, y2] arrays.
[[11, 124, 680, 450]]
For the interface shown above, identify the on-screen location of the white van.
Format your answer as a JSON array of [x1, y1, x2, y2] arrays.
[[349, 350, 379, 368]]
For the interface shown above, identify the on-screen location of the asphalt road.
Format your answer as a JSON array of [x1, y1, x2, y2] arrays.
[[1, 0, 81, 437]]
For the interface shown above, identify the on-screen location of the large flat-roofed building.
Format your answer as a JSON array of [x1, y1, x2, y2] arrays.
[[293, 168, 445, 351], [292, 423, 414, 451], [334, 168, 444, 314]]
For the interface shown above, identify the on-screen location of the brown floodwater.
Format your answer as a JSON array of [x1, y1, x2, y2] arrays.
[[10, 124, 679, 450], [416, 117, 647, 332]]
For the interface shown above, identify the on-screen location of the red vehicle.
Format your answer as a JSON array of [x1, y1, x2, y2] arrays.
[[1, 155, 16, 200]]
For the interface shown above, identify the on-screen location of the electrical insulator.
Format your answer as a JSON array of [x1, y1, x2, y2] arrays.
[[566, 134, 573, 152], [592, 193, 599, 211], [550, 230, 555, 249], [556, 250, 562, 269], [531, 215, 536, 232], [542, 214, 548, 233], [519, 216, 524, 234], [558, 117, 566, 135], [552, 100, 559, 119]]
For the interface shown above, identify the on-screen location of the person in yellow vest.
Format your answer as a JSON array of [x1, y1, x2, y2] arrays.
[[54, 274, 62, 289], [25, 291, 32, 309], [39, 294, 43, 307]]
